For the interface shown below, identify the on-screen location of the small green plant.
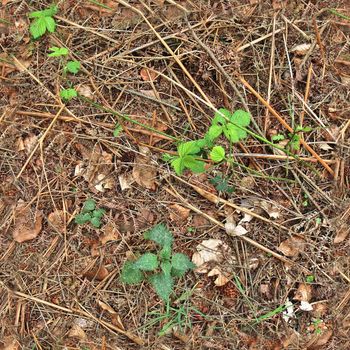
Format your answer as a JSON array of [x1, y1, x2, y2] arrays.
[[64, 60, 81, 74], [120, 223, 195, 302], [113, 124, 123, 137], [271, 125, 312, 151], [47, 46, 69, 57], [306, 275, 315, 283], [60, 88, 78, 101], [210, 174, 234, 193], [29, 5, 58, 39], [75, 199, 105, 228], [311, 318, 323, 335]]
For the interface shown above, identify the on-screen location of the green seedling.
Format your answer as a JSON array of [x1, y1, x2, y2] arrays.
[[64, 60, 81, 74], [210, 175, 234, 193], [29, 5, 58, 39], [113, 124, 123, 137], [121, 223, 195, 302], [60, 88, 78, 101], [75, 199, 105, 228], [306, 275, 315, 283]]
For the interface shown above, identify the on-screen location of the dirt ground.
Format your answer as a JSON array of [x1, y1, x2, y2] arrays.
[[0, 1, 349, 349]]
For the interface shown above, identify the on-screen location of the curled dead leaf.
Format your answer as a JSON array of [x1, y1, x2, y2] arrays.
[[83, 265, 109, 281], [306, 327, 332, 349], [68, 324, 87, 340], [278, 236, 306, 257], [76, 84, 93, 99], [98, 300, 125, 330], [169, 204, 190, 222], [100, 223, 119, 245], [290, 43, 311, 55], [118, 173, 134, 191], [132, 148, 157, 190], [294, 283, 312, 302], [207, 267, 231, 286], [12, 202, 43, 243], [47, 209, 65, 233], [334, 224, 349, 244], [140, 67, 158, 81]]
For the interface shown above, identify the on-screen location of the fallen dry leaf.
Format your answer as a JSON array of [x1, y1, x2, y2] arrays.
[[294, 283, 312, 302], [100, 223, 119, 245], [278, 236, 306, 257], [47, 209, 65, 233], [334, 223, 349, 244], [68, 324, 87, 340], [306, 326, 332, 349], [207, 267, 231, 286], [132, 147, 157, 190], [21, 133, 38, 154], [225, 222, 248, 236], [12, 202, 43, 243], [98, 300, 125, 330], [76, 84, 93, 99], [118, 173, 134, 191], [0, 336, 20, 350], [169, 204, 190, 222], [83, 265, 109, 281], [140, 67, 158, 81]]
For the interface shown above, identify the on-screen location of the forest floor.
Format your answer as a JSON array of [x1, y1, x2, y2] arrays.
[[0, 1, 349, 349]]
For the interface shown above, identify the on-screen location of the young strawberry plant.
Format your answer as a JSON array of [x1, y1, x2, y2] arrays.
[[29, 5, 58, 39], [75, 199, 105, 228], [121, 223, 195, 302]]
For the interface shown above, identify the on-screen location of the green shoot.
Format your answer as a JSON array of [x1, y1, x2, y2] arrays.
[[47, 47, 69, 57], [209, 175, 234, 193], [120, 224, 195, 302], [29, 5, 58, 39], [65, 60, 81, 74], [75, 199, 105, 228], [60, 88, 78, 101]]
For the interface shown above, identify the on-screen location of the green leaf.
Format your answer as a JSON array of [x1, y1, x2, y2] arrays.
[[207, 124, 223, 141], [178, 141, 201, 157], [306, 275, 315, 283], [171, 253, 195, 274], [209, 146, 225, 162], [92, 208, 105, 218], [144, 223, 173, 248], [75, 213, 92, 225], [48, 46, 69, 57], [44, 16, 56, 33], [295, 125, 312, 133], [149, 272, 174, 301], [113, 124, 122, 137], [195, 138, 210, 148], [223, 123, 247, 143], [213, 108, 231, 125], [120, 261, 144, 284], [230, 109, 251, 127], [30, 18, 47, 39], [65, 60, 81, 74], [271, 134, 285, 142], [161, 261, 172, 275], [82, 199, 96, 212], [182, 155, 205, 173], [90, 216, 101, 228], [29, 5, 58, 18], [133, 253, 159, 271], [60, 88, 78, 101], [171, 157, 185, 176], [159, 244, 172, 261]]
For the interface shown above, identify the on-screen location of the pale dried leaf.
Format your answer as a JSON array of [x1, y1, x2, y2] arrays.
[[140, 67, 158, 81], [76, 84, 93, 99], [282, 299, 295, 322], [294, 283, 312, 302], [319, 143, 333, 151], [68, 324, 87, 340], [12, 203, 43, 243], [0, 336, 20, 350], [13, 58, 31, 72], [23, 133, 38, 154], [207, 267, 231, 286], [98, 300, 125, 330], [290, 43, 312, 55], [132, 151, 157, 190], [300, 300, 313, 311], [278, 236, 306, 257], [47, 210, 65, 233], [306, 328, 332, 349], [100, 223, 119, 245], [118, 173, 134, 190]]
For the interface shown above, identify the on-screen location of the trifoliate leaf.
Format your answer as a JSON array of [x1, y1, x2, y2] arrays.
[[171, 253, 195, 273], [65, 60, 81, 74], [44, 16, 56, 33], [207, 124, 223, 141], [171, 157, 185, 176], [182, 156, 206, 173], [230, 109, 251, 127], [213, 108, 231, 125], [133, 253, 159, 271], [92, 208, 105, 218], [60, 88, 78, 101], [90, 216, 101, 228], [178, 141, 201, 157], [144, 223, 173, 248], [120, 261, 144, 284], [75, 213, 92, 225], [48, 47, 69, 57], [159, 244, 172, 261], [209, 146, 225, 162], [149, 272, 174, 301], [82, 199, 96, 212], [30, 18, 47, 39], [29, 5, 58, 18], [161, 261, 172, 275]]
